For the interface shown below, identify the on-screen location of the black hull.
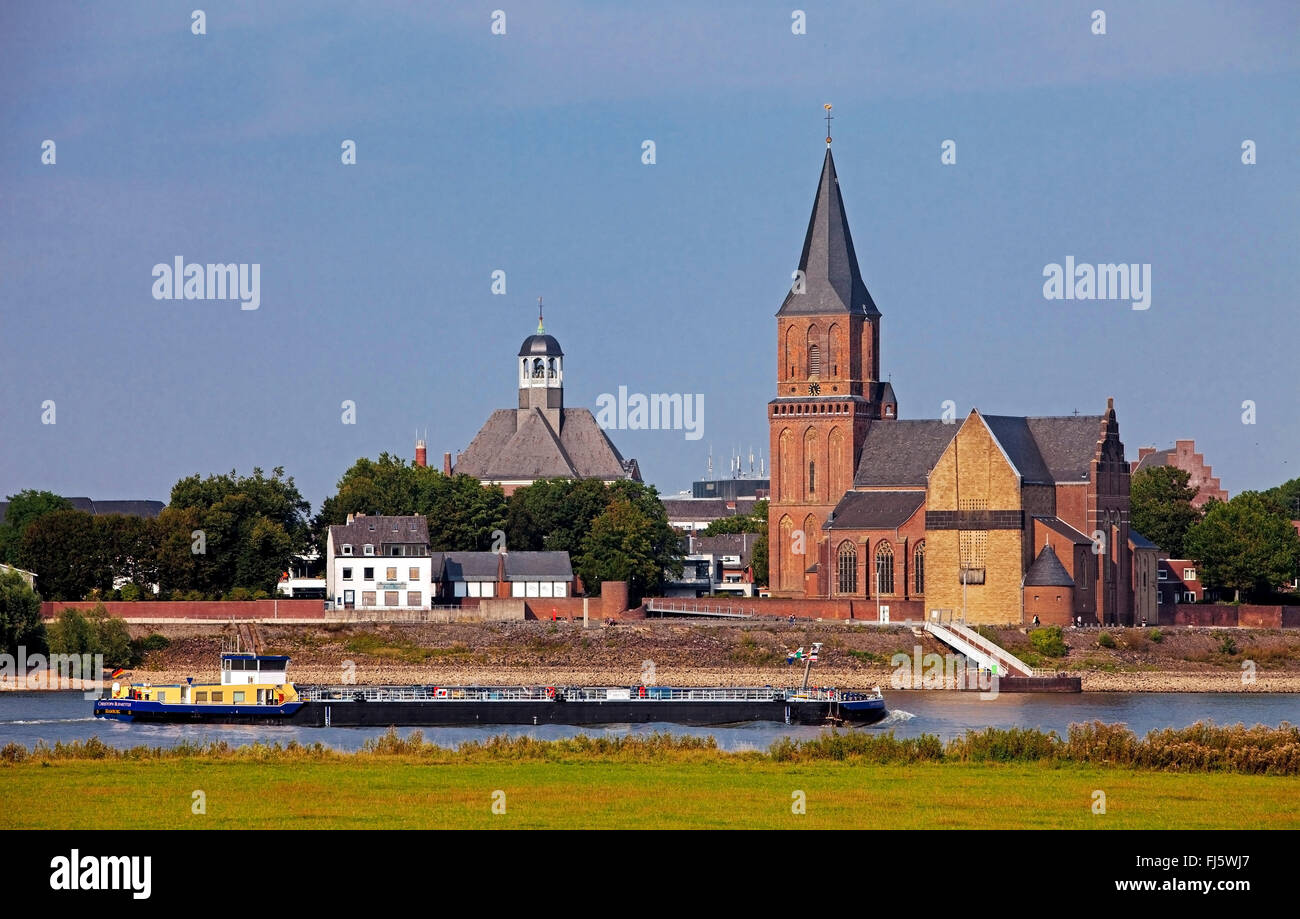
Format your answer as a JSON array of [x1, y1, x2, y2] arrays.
[[292, 699, 886, 727]]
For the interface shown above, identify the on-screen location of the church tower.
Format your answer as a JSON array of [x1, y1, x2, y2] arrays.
[[768, 119, 895, 597], [517, 301, 564, 433]]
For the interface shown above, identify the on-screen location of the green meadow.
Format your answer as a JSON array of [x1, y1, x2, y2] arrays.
[[2, 723, 1296, 829]]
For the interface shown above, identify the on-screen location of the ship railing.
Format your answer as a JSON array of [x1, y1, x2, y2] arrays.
[[295, 685, 814, 703]]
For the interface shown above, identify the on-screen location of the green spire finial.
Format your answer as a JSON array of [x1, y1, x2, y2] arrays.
[[537, 296, 544, 333]]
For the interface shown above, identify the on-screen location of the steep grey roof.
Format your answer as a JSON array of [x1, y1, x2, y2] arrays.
[[825, 490, 925, 530], [441, 551, 573, 582], [1024, 416, 1106, 482], [778, 148, 880, 318], [1024, 545, 1076, 587], [455, 408, 632, 482], [1033, 516, 1092, 545], [329, 515, 429, 552], [518, 333, 563, 357], [982, 416, 1053, 484], [853, 420, 958, 487]]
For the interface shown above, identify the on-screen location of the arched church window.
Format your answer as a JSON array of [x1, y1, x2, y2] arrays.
[[913, 542, 925, 594], [837, 541, 857, 595], [808, 344, 821, 376], [532, 358, 545, 378], [875, 542, 895, 595], [808, 461, 816, 495], [548, 358, 557, 378]]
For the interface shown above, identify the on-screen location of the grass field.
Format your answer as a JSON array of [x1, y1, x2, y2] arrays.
[[4, 757, 1297, 829]]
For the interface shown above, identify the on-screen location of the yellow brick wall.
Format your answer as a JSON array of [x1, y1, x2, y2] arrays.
[[925, 413, 1026, 624]]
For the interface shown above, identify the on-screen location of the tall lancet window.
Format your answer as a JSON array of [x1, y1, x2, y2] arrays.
[[808, 344, 821, 376]]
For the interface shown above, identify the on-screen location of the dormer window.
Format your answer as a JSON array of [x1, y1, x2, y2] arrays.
[[368, 523, 375, 531], [364, 544, 375, 556], [342, 544, 353, 556]]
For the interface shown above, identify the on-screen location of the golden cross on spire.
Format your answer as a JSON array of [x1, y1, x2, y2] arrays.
[[824, 103, 833, 145]]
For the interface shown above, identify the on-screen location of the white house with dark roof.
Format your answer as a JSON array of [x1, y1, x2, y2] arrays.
[[452, 316, 641, 495], [326, 513, 436, 610]]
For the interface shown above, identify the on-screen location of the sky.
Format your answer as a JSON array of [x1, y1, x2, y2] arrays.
[[1, 1, 1297, 512]]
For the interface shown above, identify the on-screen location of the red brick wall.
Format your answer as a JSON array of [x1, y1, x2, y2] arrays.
[[41, 600, 326, 620], [1157, 604, 1300, 628], [1023, 585, 1074, 626]]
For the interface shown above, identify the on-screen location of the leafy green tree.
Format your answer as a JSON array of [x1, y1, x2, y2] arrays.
[[505, 478, 612, 553], [316, 454, 508, 552], [0, 567, 46, 655], [163, 467, 310, 596], [1184, 492, 1300, 602], [17, 509, 111, 600], [1129, 466, 1201, 557], [96, 514, 159, 596], [1261, 477, 1300, 521], [46, 608, 97, 656], [576, 498, 661, 603], [750, 532, 769, 586], [46, 604, 135, 667], [0, 490, 72, 564]]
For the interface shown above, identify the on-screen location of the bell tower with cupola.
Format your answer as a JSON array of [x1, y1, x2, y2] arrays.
[[518, 298, 565, 432], [768, 110, 895, 596]]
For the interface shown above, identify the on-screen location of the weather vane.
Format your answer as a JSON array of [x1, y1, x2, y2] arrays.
[[824, 103, 833, 145]]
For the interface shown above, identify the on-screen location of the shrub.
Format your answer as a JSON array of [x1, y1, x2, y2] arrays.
[[1028, 626, 1068, 657], [1097, 631, 1116, 649], [1218, 633, 1239, 656], [1147, 628, 1163, 643]]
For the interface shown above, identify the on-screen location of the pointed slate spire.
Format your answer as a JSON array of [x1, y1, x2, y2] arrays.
[[779, 148, 879, 317]]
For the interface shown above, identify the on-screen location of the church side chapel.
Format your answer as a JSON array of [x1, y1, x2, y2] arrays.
[[767, 112, 1151, 625]]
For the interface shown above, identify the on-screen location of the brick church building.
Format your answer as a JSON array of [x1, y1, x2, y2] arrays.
[[767, 142, 1153, 626]]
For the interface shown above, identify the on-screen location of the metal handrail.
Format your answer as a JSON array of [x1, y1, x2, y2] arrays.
[[295, 684, 882, 703]]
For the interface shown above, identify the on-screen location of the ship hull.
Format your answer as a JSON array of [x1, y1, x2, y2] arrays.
[[95, 696, 888, 727]]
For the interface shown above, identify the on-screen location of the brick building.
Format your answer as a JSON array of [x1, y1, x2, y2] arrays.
[[1131, 440, 1227, 508], [766, 140, 1151, 625]]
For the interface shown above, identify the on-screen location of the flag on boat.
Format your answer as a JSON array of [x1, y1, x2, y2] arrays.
[[793, 647, 804, 660], [110, 667, 125, 679]]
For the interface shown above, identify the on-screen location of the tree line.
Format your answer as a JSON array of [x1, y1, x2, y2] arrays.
[[2, 456, 683, 605], [1130, 467, 1300, 602]]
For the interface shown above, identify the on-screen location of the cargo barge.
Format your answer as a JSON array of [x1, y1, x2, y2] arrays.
[[93, 649, 887, 727]]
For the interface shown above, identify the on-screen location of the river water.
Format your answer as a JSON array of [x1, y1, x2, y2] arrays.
[[2, 691, 1295, 752]]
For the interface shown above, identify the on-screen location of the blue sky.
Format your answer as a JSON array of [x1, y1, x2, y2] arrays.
[[2, 1, 1297, 510]]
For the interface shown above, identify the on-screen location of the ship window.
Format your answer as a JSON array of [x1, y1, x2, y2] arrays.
[[211, 691, 224, 702], [233, 691, 245, 703], [196, 691, 208, 702]]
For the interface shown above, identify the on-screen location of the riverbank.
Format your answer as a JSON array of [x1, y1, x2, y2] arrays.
[[10, 619, 1300, 692]]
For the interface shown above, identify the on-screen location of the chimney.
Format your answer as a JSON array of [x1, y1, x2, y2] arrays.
[[443, 452, 452, 475], [346, 513, 355, 524], [415, 438, 427, 468]]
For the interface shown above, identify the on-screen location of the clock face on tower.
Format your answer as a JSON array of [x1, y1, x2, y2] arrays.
[[808, 382, 821, 396]]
